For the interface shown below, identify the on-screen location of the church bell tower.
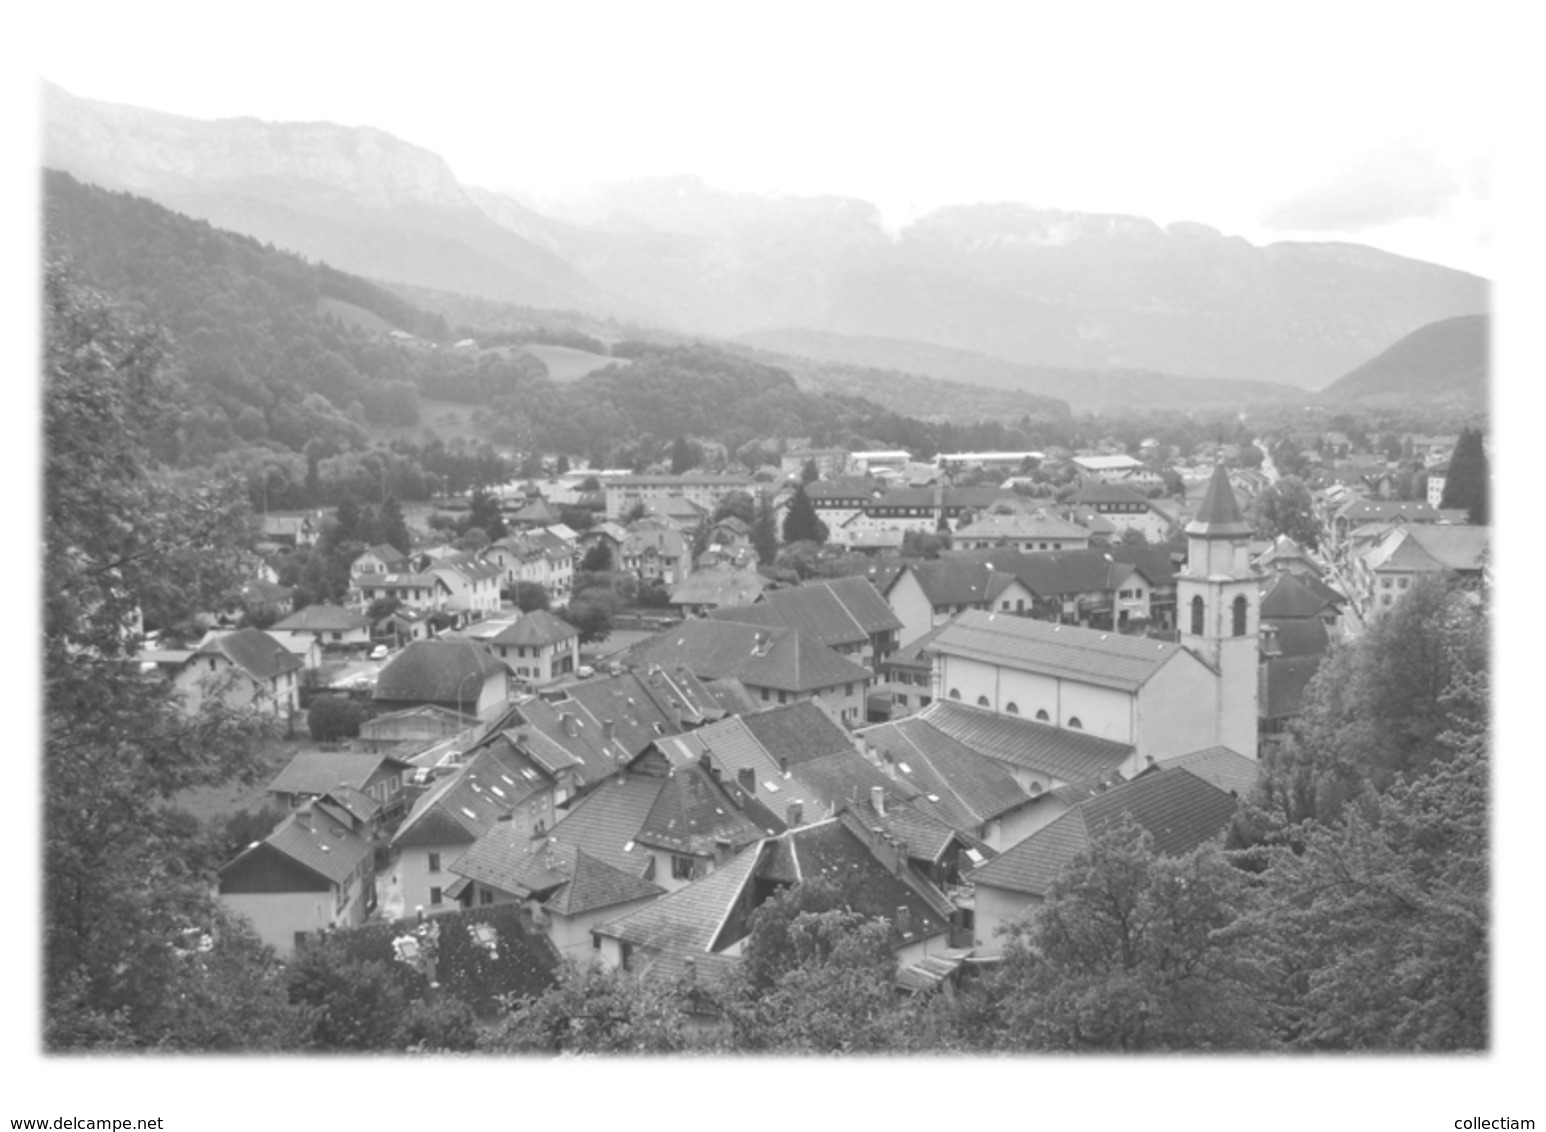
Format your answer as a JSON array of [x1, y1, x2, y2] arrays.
[[1177, 463, 1261, 758]]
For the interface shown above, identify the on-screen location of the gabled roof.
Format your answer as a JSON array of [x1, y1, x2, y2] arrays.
[[739, 700, 856, 766], [1260, 573, 1337, 620], [224, 804, 371, 888], [373, 641, 509, 705], [885, 559, 1019, 607], [968, 768, 1238, 897], [953, 512, 1092, 541], [670, 570, 770, 609], [594, 839, 766, 955], [1184, 463, 1253, 538], [1375, 525, 1489, 572], [192, 628, 304, 682], [1334, 499, 1440, 523], [428, 554, 504, 585], [947, 546, 1171, 598], [621, 527, 690, 556], [546, 772, 666, 877], [916, 700, 1133, 784], [358, 544, 408, 566], [488, 610, 579, 648], [1071, 480, 1152, 507], [1262, 618, 1331, 659], [621, 620, 871, 693], [545, 849, 667, 917], [449, 820, 572, 899], [269, 751, 411, 797], [503, 696, 631, 786], [391, 745, 541, 848], [272, 603, 372, 633], [930, 609, 1188, 692], [1152, 747, 1261, 797], [634, 762, 781, 856], [857, 717, 1032, 829]]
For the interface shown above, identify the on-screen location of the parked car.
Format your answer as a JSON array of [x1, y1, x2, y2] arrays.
[[369, 644, 389, 660], [576, 665, 595, 678]]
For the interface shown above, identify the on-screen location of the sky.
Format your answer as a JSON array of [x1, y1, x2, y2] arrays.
[[15, 0, 1508, 277]]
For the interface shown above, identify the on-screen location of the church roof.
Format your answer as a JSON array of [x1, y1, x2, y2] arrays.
[[1185, 464, 1253, 539]]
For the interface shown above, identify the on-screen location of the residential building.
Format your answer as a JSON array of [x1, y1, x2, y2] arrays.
[[350, 544, 409, 580], [373, 640, 511, 718], [604, 473, 756, 521], [270, 603, 373, 651], [881, 558, 1033, 648], [173, 628, 302, 720], [1068, 481, 1173, 542], [670, 569, 771, 616], [1353, 524, 1489, 617], [620, 525, 693, 586], [267, 750, 413, 816], [427, 554, 503, 616], [950, 512, 1092, 552], [708, 575, 902, 669], [354, 572, 453, 614], [486, 611, 581, 687]]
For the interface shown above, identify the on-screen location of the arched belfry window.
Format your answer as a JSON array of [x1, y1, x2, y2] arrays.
[[1232, 594, 1248, 637], [949, 688, 961, 700], [1005, 702, 1019, 715], [1190, 595, 1205, 636], [1068, 717, 1083, 730], [1035, 709, 1049, 722], [977, 695, 991, 707]]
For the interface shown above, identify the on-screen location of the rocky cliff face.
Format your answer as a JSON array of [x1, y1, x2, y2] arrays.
[[44, 83, 471, 209]]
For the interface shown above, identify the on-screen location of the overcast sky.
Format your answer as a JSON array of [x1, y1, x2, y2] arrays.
[[21, 0, 1504, 276]]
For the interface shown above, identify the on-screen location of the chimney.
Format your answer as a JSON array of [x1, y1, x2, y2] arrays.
[[786, 801, 804, 828], [870, 785, 886, 817], [776, 754, 789, 776], [602, 718, 615, 743], [1260, 622, 1282, 659], [713, 837, 733, 866], [896, 905, 912, 936], [738, 767, 756, 795]]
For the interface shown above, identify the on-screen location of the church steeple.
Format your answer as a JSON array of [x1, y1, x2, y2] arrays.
[[1186, 462, 1253, 540]]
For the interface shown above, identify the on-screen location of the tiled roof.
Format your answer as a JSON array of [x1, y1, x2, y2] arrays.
[[546, 773, 666, 877], [888, 559, 1009, 607], [620, 620, 870, 693], [635, 763, 776, 855], [1153, 747, 1261, 797], [740, 700, 856, 766], [948, 546, 1172, 598], [1184, 463, 1253, 538], [230, 804, 371, 887], [1071, 481, 1151, 507], [504, 696, 631, 786], [391, 745, 540, 848], [272, 603, 372, 633], [968, 768, 1238, 897], [930, 609, 1185, 692], [916, 700, 1133, 784], [549, 670, 700, 757], [710, 575, 901, 647], [355, 571, 449, 591], [883, 620, 954, 669], [622, 527, 690, 556], [857, 717, 1031, 828], [430, 555, 505, 585], [671, 570, 770, 608], [1263, 618, 1330, 659], [364, 543, 408, 564], [784, 751, 917, 818], [1394, 525, 1489, 571], [1259, 655, 1323, 721], [1260, 573, 1336, 620], [805, 476, 882, 502], [610, 473, 756, 488], [318, 784, 383, 824], [450, 820, 572, 898], [953, 512, 1092, 541], [193, 628, 303, 682], [269, 751, 410, 797], [594, 839, 767, 953], [373, 641, 509, 705], [488, 610, 579, 647], [544, 849, 666, 917]]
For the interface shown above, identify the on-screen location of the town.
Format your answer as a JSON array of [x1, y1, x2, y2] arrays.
[[99, 420, 1487, 1050]]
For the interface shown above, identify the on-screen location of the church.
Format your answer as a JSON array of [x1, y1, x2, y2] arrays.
[[924, 463, 1261, 770]]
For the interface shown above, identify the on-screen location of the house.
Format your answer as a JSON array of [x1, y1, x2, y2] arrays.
[[350, 544, 409, 580], [217, 801, 376, 957], [1259, 655, 1325, 756], [966, 767, 1240, 954], [592, 809, 963, 982], [1068, 481, 1173, 543], [950, 511, 1092, 552], [604, 473, 757, 521], [507, 497, 562, 529], [444, 827, 665, 965], [373, 640, 511, 718], [357, 706, 478, 752], [1146, 745, 1261, 798], [619, 619, 872, 725], [427, 554, 503, 616], [354, 571, 453, 614], [378, 605, 436, 645], [781, 447, 848, 479], [485, 611, 581, 687], [1071, 454, 1145, 481], [881, 558, 1033, 648], [873, 621, 950, 720], [270, 603, 373, 651], [640, 495, 708, 531], [708, 575, 903, 669], [670, 570, 771, 616], [947, 545, 1178, 632], [260, 512, 320, 549], [1427, 462, 1450, 507], [1252, 535, 1320, 578], [1352, 524, 1489, 618], [267, 750, 413, 815], [1329, 499, 1441, 549], [620, 525, 694, 586], [173, 628, 302, 720], [848, 450, 913, 475]]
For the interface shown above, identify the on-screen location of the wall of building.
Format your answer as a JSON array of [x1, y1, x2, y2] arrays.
[[220, 890, 338, 958], [971, 886, 1041, 956], [396, 843, 472, 919]]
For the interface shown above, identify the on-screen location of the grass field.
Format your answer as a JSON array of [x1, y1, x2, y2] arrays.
[[171, 734, 310, 824], [519, 343, 627, 383]]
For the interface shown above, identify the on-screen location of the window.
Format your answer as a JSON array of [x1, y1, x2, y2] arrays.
[[1232, 595, 1248, 637], [1190, 595, 1204, 636], [429, 887, 443, 906], [1068, 716, 1083, 729], [778, 691, 788, 704], [845, 683, 855, 696], [1398, 576, 1409, 588], [949, 688, 961, 700], [427, 853, 441, 873], [1382, 577, 1393, 589], [480, 889, 493, 906], [1005, 702, 1019, 715], [1383, 595, 1393, 607], [1036, 709, 1049, 722], [977, 695, 991, 707]]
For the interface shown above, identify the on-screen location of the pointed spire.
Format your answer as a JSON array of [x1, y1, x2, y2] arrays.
[[1186, 464, 1253, 539]]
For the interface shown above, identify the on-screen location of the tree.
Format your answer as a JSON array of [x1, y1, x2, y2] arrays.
[[621, 501, 650, 525], [483, 961, 690, 1053], [467, 485, 507, 540], [711, 489, 757, 527], [669, 435, 701, 475], [1251, 475, 1319, 549], [380, 496, 412, 555], [751, 494, 779, 565], [580, 541, 613, 573], [510, 581, 551, 613], [1439, 427, 1489, 524], [800, 458, 820, 485], [284, 936, 410, 1051], [781, 484, 828, 545], [44, 267, 283, 1047], [988, 817, 1271, 1052], [555, 454, 571, 476], [566, 597, 614, 644], [308, 696, 371, 741]]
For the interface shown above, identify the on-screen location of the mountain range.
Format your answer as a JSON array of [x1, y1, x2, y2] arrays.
[[43, 82, 1490, 402]]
